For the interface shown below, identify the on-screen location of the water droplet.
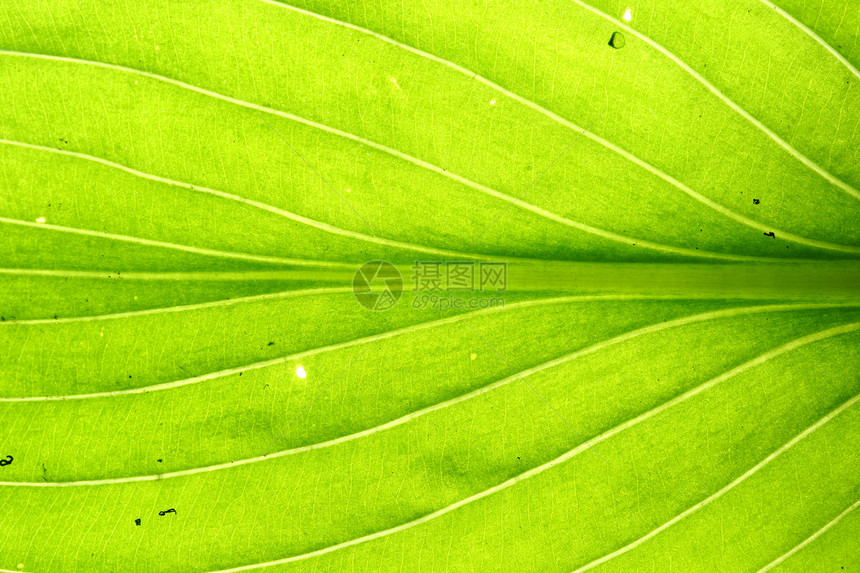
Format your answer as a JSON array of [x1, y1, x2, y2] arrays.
[[609, 32, 626, 49], [296, 365, 307, 379]]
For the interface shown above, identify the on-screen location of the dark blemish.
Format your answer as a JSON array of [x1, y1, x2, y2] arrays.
[[753, 198, 760, 204], [267, 341, 275, 346], [128, 375, 132, 378], [0, 317, 4, 322], [609, 31, 626, 49], [53, 315, 58, 320], [41, 463, 47, 481], [157, 459, 162, 463], [764, 232, 775, 238], [135, 518, 141, 526], [0, 455, 12, 467], [59, 138, 68, 144], [158, 508, 176, 516]]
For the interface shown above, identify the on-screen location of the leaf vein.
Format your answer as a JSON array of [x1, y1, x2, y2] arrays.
[[198, 320, 860, 572], [2, 52, 854, 258], [756, 0, 860, 82], [572, 380, 860, 572], [755, 497, 860, 572], [1, 303, 853, 484], [570, 0, 860, 200]]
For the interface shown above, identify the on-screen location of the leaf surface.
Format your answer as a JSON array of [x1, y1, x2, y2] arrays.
[[0, 1, 859, 572]]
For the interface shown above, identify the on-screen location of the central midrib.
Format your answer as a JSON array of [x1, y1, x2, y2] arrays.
[[6, 261, 856, 300]]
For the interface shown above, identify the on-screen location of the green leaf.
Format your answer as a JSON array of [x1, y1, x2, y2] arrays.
[[0, 0, 859, 572]]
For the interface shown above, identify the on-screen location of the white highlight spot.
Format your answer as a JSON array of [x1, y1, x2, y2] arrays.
[[346, 189, 351, 193], [35, 217, 46, 223], [17, 565, 24, 570], [623, 8, 632, 21], [389, 77, 401, 90], [295, 365, 307, 379], [489, 100, 496, 105]]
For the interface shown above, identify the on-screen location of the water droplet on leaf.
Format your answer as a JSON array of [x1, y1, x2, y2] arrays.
[[609, 32, 626, 49]]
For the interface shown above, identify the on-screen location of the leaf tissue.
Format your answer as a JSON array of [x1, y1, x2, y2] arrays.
[[0, 0, 858, 571]]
